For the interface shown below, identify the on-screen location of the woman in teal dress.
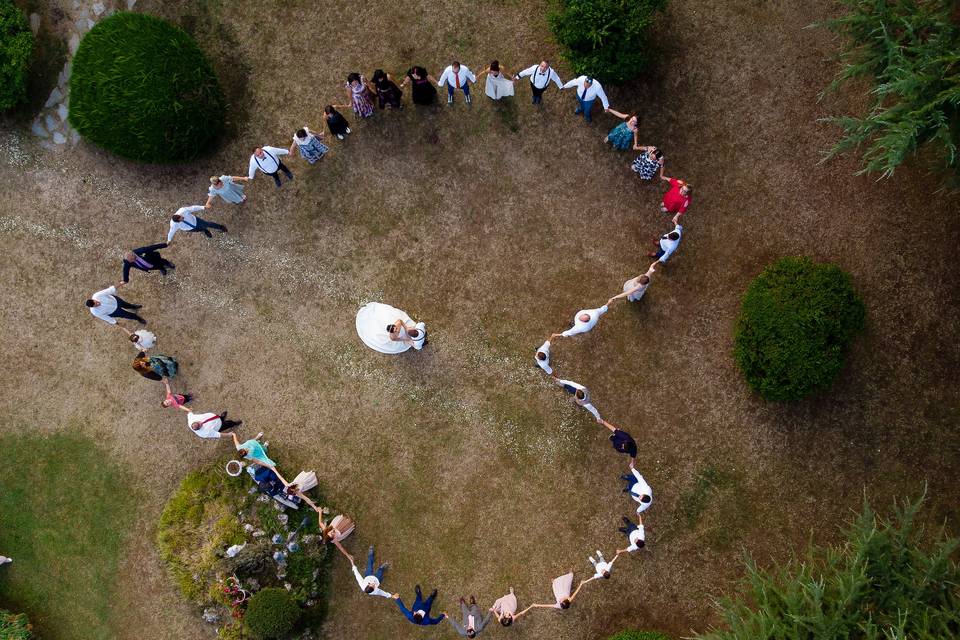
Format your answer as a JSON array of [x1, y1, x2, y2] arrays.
[[206, 175, 249, 206], [604, 110, 640, 151], [230, 432, 292, 485]]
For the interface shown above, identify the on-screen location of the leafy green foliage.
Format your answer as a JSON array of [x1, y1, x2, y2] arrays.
[[815, 0, 960, 177], [549, 0, 668, 85], [608, 632, 672, 640], [0, 610, 32, 640], [734, 257, 865, 401], [157, 458, 330, 637], [0, 0, 33, 110], [697, 496, 960, 640], [244, 588, 300, 640], [68, 12, 225, 162]]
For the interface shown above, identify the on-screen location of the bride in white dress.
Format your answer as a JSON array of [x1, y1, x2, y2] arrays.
[[356, 302, 427, 354], [476, 60, 516, 100]]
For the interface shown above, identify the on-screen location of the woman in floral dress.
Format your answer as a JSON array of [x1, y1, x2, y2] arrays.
[[631, 145, 665, 180], [289, 126, 329, 164], [344, 72, 375, 118]]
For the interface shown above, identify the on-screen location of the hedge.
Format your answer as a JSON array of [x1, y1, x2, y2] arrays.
[[244, 588, 301, 640], [0, 0, 33, 110], [68, 12, 225, 162], [0, 610, 32, 640], [734, 256, 864, 401], [549, 0, 667, 85]]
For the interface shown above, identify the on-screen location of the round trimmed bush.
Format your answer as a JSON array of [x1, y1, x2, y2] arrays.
[[0, 0, 33, 110], [608, 632, 671, 640], [549, 0, 668, 85], [734, 256, 865, 401], [68, 12, 225, 162], [244, 588, 301, 640]]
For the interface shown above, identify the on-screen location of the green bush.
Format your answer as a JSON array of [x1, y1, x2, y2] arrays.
[[734, 256, 865, 401], [68, 12, 225, 162], [0, 0, 33, 110], [815, 0, 960, 178], [696, 496, 960, 640], [0, 610, 32, 640], [244, 588, 301, 640], [549, 0, 667, 85], [608, 632, 672, 640]]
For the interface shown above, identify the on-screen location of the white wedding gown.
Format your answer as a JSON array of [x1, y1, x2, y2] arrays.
[[356, 302, 425, 354]]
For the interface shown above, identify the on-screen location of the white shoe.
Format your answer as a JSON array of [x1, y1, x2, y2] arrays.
[[255, 432, 264, 440], [345, 127, 352, 134], [337, 134, 344, 140]]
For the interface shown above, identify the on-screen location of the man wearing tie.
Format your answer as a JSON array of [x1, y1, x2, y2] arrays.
[[561, 75, 610, 122], [121, 243, 174, 284], [437, 61, 476, 105], [515, 60, 563, 105]]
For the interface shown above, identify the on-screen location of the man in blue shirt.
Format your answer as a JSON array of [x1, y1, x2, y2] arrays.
[[394, 584, 447, 625]]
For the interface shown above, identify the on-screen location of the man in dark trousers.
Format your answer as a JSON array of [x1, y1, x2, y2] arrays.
[[121, 243, 174, 284], [394, 585, 447, 626]]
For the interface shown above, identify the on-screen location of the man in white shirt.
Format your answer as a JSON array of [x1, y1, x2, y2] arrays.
[[561, 75, 610, 122], [622, 461, 653, 513], [515, 60, 563, 105], [346, 545, 393, 598], [587, 549, 618, 580], [248, 145, 294, 187], [167, 204, 227, 243], [648, 213, 683, 263], [85, 283, 146, 326], [552, 305, 609, 339], [184, 408, 242, 439], [552, 377, 602, 422], [616, 514, 646, 554], [535, 340, 553, 374], [437, 61, 476, 105]]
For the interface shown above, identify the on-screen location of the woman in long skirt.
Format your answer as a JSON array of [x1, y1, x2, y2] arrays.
[[344, 72, 375, 118], [206, 175, 248, 206], [324, 105, 352, 140], [476, 60, 516, 100], [371, 69, 403, 109], [289, 126, 329, 164]]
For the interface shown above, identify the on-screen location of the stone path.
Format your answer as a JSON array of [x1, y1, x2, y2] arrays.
[[29, 0, 138, 150]]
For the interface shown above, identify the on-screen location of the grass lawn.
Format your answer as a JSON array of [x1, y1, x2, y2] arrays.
[[0, 432, 134, 639], [0, 0, 958, 638]]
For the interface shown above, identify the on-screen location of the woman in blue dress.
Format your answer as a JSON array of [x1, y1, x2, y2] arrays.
[[344, 72, 375, 118], [604, 110, 640, 151], [206, 175, 249, 206], [230, 432, 292, 486], [289, 126, 329, 164]]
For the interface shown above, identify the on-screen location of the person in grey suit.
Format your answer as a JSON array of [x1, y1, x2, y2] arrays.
[[448, 596, 492, 637]]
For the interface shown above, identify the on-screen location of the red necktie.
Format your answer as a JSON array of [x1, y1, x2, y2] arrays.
[[455, 69, 461, 89]]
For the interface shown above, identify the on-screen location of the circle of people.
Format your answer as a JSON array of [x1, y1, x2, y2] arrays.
[[81, 57, 694, 636]]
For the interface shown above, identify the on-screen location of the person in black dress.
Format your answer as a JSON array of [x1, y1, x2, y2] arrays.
[[370, 69, 403, 109], [400, 66, 438, 106], [324, 105, 351, 140]]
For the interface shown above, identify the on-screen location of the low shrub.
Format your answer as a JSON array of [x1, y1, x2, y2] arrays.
[[68, 12, 225, 162], [244, 588, 300, 640], [608, 632, 672, 640], [549, 0, 668, 85], [734, 256, 865, 401], [0, 0, 33, 110], [0, 610, 33, 639]]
